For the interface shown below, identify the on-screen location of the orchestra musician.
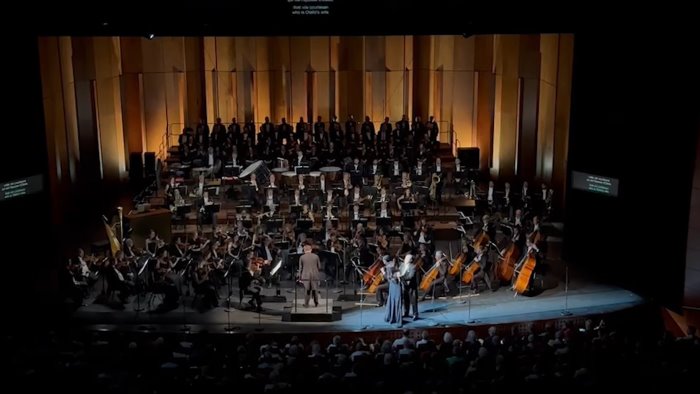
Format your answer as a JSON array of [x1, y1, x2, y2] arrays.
[[239, 256, 263, 312], [420, 250, 449, 300], [470, 245, 493, 293], [396, 187, 414, 212], [145, 229, 160, 256], [298, 241, 322, 307]]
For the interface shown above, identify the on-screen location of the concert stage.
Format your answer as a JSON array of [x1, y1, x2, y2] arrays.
[[72, 260, 644, 334]]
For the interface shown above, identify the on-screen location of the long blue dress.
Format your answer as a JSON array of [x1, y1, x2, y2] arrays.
[[384, 265, 403, 325]]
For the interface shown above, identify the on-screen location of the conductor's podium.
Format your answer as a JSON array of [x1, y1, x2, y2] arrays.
[[282, 298, 342, 322]]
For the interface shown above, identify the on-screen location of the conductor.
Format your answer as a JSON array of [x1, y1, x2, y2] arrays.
[[299, 240, 322, 307]]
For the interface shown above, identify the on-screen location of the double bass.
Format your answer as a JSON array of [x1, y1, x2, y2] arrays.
[[512, 230, 541, 294], [497, 243, 520, 282]]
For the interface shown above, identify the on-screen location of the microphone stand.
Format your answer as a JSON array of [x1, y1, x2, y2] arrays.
[[561, 263, 572, 316]]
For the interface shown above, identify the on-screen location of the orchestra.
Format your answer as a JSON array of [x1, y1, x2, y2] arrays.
[[71, 114, 552, 317]]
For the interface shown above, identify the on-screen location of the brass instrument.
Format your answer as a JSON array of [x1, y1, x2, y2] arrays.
[[429, 173, 440, 201]]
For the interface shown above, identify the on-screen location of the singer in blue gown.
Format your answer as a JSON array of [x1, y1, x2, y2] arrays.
[[384, 259, 403, 327]]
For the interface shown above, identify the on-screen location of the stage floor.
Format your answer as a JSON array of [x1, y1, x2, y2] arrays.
[[72, 263, 644, 334]]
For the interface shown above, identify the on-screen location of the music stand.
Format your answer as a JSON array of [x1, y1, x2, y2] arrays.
[[402, 201, 418, 211], [376, 217, 392, 229], [351, 218, 369, 230], [134, 257, 153, 313], [295, 165, 311, 175], [296, 219, 313, 232], [266, 218, 283, 233]]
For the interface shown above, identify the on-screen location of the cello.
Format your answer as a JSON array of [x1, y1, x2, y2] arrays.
[[497, 243, 520, 282], [363, 257, 384, 287], [448, 251, 467, 277], [460, 255, 481, 284], [512, 231, 540, 294], [419, 260, 440, 292]]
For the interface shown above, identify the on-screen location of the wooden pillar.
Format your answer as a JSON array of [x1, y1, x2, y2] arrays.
[[474, 35, 494, 171], [492, 35, 520, 179]]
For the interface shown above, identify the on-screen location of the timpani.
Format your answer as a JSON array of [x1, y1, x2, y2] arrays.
[[320, 166, 342, 181]]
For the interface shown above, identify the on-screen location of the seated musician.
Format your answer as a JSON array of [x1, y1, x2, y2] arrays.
[[256, 235, 277, 265], [416, 224, 433, 251], [123, 238, 137, 260], [399, 232, 416, 256], [470, 246, 493, 293], [487, 181, 495, 206], [320, 173, 327, 193], [396, 187, 414, 213], [265, 187, 278, 212], [347, 157, 364, 186], [240, 255, 263, 311], [193, 262, 218, 309], [503, 182, 512, 210], [352, 204, 361, 221], [377, 186, 389, 203], [301, 203, 314, 222], [379, 201, 390, 218], [145, 229, 160, 256], [367, 159, 382, 178], [342, 172, 352, 199], [105, 252, 132, 303], [172, 236, 188, 257], [165, 176, 177, 204], [401, 171, 412, 188], [513, 209, 524, 227], [75, 248, 99, 286], [421, 250, 449, 300], [351, 185, 364, 205], [62, 259, 87, 305]]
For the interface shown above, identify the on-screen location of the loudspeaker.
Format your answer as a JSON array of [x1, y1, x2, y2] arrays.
[[129, 152, 143, 181], [458, 147, 480, 169], [144, 152, 156, 177]]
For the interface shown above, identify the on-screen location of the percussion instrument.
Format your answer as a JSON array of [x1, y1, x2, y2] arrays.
[[282, 171, 297, 187], [320, 166, 342, 181], [239, 160, 271, 186]]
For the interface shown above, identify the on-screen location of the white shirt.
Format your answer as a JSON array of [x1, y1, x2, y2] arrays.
[[298, 157, 303, 166], [354, 191, 360, 201], [488, 186, 494, 202], [295, 195, 300, 206], [78, 257, 90, 277], [436, 163, 441, 173], [394, 161, 399, 175], [380, 209, 388, 218], [417, 164, 422, 176], [320, 178, 325, 192], [354, 164, 359, 172], [232, 158, 237, 166], [542, 188, 547, 200], [455, 159, 461, 172], [208, 153, 214, 166], [515, 216, 522, 226], [419, 233, 426, 243], [522, 187, 528, 197], [267, 197, 274, 206], [353, 211, 359, 220], [372, 164, 378, 174], [505, 188, 510, 199]]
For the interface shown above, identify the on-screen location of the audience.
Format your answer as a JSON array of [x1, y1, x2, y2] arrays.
[[5, 318, 698, 392]]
